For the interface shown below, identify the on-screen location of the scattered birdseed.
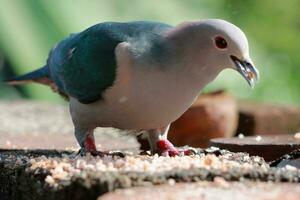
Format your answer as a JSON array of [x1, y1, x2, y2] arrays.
[[253, 156, 261, 163], [255, 136, 262, 142], [1, 148, 299, 198], [23, 152, 271, 187], [247, 71, 255, 80], [45, 175, 55, 185], [168, 178, 176, 186]]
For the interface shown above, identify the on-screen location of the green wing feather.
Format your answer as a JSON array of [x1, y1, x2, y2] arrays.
[[48, 21, 172, 104]]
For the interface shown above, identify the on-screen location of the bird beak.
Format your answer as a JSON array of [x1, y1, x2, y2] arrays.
[[230, 55, 259, 88]]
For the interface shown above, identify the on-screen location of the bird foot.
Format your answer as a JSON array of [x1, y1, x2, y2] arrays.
[[156, 139, 197, 156], [77, 133, 126, 157], [77, 148, 126, 158]]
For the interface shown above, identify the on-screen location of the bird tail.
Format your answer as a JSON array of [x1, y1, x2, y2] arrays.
[[5, 66, 52, 86]]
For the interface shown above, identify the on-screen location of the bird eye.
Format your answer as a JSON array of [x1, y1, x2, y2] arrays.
[[214, 36, 227, 49]]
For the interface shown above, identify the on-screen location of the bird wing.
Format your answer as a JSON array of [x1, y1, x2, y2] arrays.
[[48, 21, 172, 104]]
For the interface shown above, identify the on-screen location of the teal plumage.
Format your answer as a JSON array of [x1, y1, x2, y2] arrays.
[[9, 21, 172, 103], [50, 21, 172, 103]]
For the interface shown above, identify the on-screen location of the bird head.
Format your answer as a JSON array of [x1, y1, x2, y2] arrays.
[[167, 19, 259, 88]]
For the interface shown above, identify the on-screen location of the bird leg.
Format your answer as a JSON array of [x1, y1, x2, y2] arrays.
[[75, 128, 125, 157], [84, 131, 97, 153], [75, 128, 99, 156], [147, 125, 194, 156]]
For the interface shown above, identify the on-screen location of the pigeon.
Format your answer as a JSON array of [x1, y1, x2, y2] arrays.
[[6, 19, 259, 156]]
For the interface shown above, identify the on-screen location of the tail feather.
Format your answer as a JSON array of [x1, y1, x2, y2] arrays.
[[5, 66, 51, 85]]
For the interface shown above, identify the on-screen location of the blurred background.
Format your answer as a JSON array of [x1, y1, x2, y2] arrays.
[[0, 0, 299, 105]]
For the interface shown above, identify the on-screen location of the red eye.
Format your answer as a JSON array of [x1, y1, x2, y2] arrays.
[[214, 36, 227, 49]]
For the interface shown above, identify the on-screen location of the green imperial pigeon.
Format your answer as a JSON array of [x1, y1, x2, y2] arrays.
[[7, 19, 259, 156]]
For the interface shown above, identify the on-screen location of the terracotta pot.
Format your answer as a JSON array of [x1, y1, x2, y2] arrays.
[[237, 102, 300, 136], [168, 90, 238, 148]]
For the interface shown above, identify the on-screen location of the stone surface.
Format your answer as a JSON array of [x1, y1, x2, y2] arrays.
[[210, 135, 300, 161], [237, 102, 300, 136], [1, 149, 299, 200], [99, 181, 300, 200], [1, 100, 300, 200], [0, 100, 139, 151], [270, 149, 300, 169], [169, 90, 238, 148], [0, 101, 72, 136]]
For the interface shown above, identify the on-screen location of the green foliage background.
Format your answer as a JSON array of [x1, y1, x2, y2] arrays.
[[0, 0, 299, 104]]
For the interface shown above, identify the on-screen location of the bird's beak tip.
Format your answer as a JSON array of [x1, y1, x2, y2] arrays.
[[230, 55, 259, 88]]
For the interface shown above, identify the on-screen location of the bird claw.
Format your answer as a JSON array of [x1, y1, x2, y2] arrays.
[[179, 147, 199, 156], [76, 148, 126, 158], [108, 150, 126, 158], [156, 139, 197, 156], [161, 147, 198, 156]]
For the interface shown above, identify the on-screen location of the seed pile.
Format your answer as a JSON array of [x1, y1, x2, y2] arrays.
[[1, 148, 300, 200], [25, 151, 269, 187]]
